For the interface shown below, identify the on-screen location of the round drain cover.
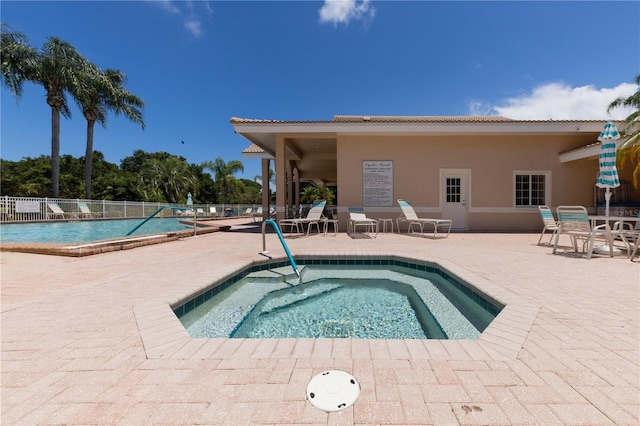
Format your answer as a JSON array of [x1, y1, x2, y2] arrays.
[[306, 370, 360, 412]]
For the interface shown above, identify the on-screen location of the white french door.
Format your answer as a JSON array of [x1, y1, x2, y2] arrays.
[[441, 169, 469, 231]]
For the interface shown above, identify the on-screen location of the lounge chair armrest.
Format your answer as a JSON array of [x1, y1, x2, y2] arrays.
[[592, 223, 612, 232], [613, 221, 633, 231]]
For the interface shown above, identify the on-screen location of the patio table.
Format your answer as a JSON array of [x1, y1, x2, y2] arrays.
[[589, 215, 640, 259]]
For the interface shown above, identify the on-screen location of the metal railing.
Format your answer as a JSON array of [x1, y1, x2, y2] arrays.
[[0, 196, 263, 223]]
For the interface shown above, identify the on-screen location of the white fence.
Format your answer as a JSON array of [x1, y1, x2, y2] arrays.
[[0, 196, 259, 223]]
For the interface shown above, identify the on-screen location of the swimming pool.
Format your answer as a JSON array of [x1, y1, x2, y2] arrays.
[[0, 218, 191, 243], [176, 258, 502, 340]]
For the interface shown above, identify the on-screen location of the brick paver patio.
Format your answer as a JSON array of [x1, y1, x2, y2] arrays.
[[2, 218, 638, 425]]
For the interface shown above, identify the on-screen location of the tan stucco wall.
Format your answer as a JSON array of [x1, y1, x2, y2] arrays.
[[335, 133, 606, 232]]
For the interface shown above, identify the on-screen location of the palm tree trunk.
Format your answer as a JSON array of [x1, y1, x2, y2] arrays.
[[51, 106, 60, 197], [84, 120, 95, 200]]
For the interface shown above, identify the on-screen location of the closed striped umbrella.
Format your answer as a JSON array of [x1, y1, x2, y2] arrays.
[[596, 122, 620, 216]]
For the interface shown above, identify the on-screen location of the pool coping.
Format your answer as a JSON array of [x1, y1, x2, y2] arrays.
[[133, 255, 539, 361]]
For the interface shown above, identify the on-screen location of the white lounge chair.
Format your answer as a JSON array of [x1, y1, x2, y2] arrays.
[[537, 205, 559, 245], [47, 203, 71, 219], [396, 199, 452, 238], [279, 200, 326, 236], [77, 203, 94, 218], [209, 206, 217, 216], [552, 206, 614, 259], [348, 207, 378, 237]]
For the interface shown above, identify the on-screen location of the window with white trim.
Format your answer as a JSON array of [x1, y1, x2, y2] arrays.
[[514, 171, 550, 207]]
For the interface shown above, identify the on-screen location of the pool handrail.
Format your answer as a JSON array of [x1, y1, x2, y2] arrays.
[[126, 206, 187, 236], [261, 219, 301, 281]]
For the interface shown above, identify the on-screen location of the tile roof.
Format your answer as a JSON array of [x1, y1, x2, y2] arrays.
[[332, 115, 515, 123], [241, 144, 266, 154], [230, 115, 610, 125]]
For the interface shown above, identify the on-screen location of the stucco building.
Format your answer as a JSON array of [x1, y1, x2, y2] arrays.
[[231, 115, 637, 232]]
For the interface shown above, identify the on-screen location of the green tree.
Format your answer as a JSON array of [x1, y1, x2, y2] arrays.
[[254, 167, 275, 202], [72, 68, 145, 199], [0, 156, 50, 196], [300, 185, 319, 204], [608, 74, 640, 188], [300, 184, 336, 204], [0, 24, 36, 98], [1, 27, 92, 197], [202, 157, 244, 204], [58, 154, 85, 198], [234, 178, 262, 204], [88, 151, 136, 200], [138, 156, 198, 203], [189, 163, 218, 203]]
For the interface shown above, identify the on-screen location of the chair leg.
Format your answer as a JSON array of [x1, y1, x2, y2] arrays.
[[586, 233, 597, 260], [538, 226, 547, 245], [630, 238, 639, 261], [552, 230, 562, 254]]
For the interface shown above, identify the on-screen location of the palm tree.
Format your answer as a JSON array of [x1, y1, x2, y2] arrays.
[[1, 28, 90, 197], [0, 24, 37, 98], [254, 167, 275, 188], [202, 157, 244, 204], [300, 186, 320, 204], [138, 157, 197, 203], [608, 74, 640, 188], [72, 68, 145, 199]]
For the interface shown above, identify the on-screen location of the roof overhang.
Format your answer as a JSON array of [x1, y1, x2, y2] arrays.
[[559, 139, 627, 163], [231, 116, 618, 154], [231, 116, 625, 182]]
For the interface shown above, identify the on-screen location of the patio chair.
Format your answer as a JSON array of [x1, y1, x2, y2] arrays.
[[537, 205, 559, 245], [552, 206, 614, 259], [209, 206, 218, 216], [279, 200, 326, 236], [77, 203, 94, 219], [396, 199, 452, 238], [47, 203, 71, 219], [348, 207, 378, 237], [613, 212, 640, 260]]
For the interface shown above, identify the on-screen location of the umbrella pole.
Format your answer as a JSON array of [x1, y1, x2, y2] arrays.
[[595, 187, 622, 255]]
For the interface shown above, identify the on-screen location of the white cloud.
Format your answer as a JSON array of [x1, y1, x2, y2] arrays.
[[184, 19, 203, 38], [470, 82, 637, 120], [156, 0, 180, 15], [319, 0, 376, 27], [150, 0, 211, 38]]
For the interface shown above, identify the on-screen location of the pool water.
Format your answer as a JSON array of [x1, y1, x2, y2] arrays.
[[177, 262, 501, 340], [0, 218, 190, 243], [231, 279, 445, 339]]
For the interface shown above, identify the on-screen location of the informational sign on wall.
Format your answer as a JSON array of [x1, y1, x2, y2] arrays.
[[363, 161, 393, 206]]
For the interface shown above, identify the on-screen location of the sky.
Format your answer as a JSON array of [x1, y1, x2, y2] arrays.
[[1, 0, 639, 184]]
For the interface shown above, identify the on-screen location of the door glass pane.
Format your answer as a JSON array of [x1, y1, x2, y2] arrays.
[[446, 177, 461, 203]]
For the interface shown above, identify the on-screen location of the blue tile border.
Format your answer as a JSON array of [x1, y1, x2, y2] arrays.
[[173, 256, 503, 321]]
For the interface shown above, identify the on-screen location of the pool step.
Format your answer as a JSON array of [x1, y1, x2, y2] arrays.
[[252, 283, 342, 317], [245, 265, 306, 280]]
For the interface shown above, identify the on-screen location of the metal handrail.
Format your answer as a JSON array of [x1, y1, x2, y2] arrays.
[[126, 206, 187, 236], [260, 219, 300, 281]]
